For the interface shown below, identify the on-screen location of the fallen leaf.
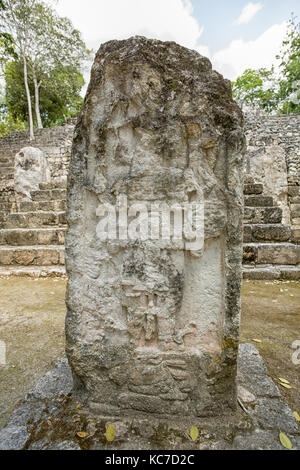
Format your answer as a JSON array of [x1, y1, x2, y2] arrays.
[[77, 432, 88, 438], [76, 403, 81, 409], [279, 378, 290, 385], [279, 432, 293, 450], [293, 411, 300, 423], [47, 420, 52, 427], [280, 383, 292, 390], [189, 426, 199, 442], [105, 424, 116, 442], [252, 339, 262, 343]]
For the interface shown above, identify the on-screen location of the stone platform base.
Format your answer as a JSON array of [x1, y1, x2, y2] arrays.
[[0, 344, 299, 451], [2, 265, 300, 281], [0, 266, 66, 278], [243, 265, 300, 281]]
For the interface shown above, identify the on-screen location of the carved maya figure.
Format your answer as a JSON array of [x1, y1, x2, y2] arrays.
[[14, 147, 51, 200], [66, 37, 245, 417]]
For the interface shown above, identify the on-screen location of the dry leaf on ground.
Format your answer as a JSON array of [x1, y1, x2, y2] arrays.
[[189, 426, 199, 442], [105, 424, 116, 442], [279, 432, 293, 450]]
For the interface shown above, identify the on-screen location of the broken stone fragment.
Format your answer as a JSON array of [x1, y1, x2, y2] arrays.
[[14, 147, 51, 200], [238, 385, 256, 404]]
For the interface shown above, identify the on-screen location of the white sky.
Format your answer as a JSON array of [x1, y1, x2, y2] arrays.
[[56, 0, 288, 82], [236, 2, 264, 24]]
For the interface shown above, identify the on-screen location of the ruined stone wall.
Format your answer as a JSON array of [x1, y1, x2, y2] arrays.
[[0, 105, 299, 228], [0, 121, 75, 193], [243, 106, 300, 227]]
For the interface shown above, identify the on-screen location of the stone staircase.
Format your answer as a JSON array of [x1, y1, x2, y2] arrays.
[[0, 179, 67, 277], [1, 166, 300, 279], [243, 175, 300, 280]]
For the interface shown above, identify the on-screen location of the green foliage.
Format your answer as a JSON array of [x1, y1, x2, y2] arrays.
[[0, 104, 26, 137], [277, 14, 300, 114], [5, 60, 84, 127], [0, 0, 16, 60], [232, 67, 279, 113], [0, 0, 91, 133], [232, 14, 300, 115], [25, 1, 92, 81]]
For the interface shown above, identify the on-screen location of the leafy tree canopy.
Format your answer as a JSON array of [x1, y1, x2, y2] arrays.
[[0, 0, 92, 137], [5, 59, 84, 127], [232, 14, 300, 114], [0, 0, 16, 60]]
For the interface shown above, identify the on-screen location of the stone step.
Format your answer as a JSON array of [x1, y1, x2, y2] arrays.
[[31, 189, 67, 202], [2, 211, 66, 229], [244, 224, 291, 243], [15, 200, 66, 213], [0, 192, 14, 203], [0, 172, 13, 181], [243, 265, 300, 281], [39, 180, 67, 190], [290, 196, 300, 205], [0, 200, 66, 212], [0, 202, 16, 211], [1, 166, 14, 173], [288, 186, 300, 197], [244, 195, 274, 207], [243, 243, 300, 265], [290, 204, 300, 219], [0, 265, 66, 278], [243, 183, 263, 195], [292, 217, 300, 226], [0, 228, 66, 246], [0, 157, 11, 165], [0, 182, 14, 191], [291, 227, 300, 244], [0, 245, 65, 266], [243, 206, 282, 224]]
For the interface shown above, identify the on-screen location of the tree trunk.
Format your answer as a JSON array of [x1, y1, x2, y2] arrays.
[[23, 56, 34, 140], [33, 74, 43, 129]]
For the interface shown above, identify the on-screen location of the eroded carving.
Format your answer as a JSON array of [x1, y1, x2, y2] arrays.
[[66, 37, 245, 417]]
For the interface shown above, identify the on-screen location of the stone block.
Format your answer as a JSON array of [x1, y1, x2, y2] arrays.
[[0, 249, 14, 265], [36, 249, 60, 266], [243, 183, 263, 195], [65, 37, 245, 417], [291, 204, 300, 218], [243, 245, 257, 263], [14, 147, 51, 199], [251, 224, 291, 242], [243, 207, 282, 225], [257, 244, 300, 265], [15, 249, 36, 266], [244, 196, 274, 207]]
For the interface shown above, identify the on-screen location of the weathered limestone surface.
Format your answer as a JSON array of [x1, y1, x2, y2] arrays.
[[1, 99, 299, 280], [66, 37, 245, 417], [1, 346, 299, 450], [247, 144, 290, 224], [14, 147, 51, 200], [244, 106, 300, 228]]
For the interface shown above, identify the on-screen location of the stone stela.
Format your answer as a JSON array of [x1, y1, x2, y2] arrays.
[[65, 36, 245, 418]]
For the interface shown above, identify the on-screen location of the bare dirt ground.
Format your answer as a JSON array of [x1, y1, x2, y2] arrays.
[[241, 280, 300, 415], [0, 278, 299, 430], [0, 278, 66, 429]]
